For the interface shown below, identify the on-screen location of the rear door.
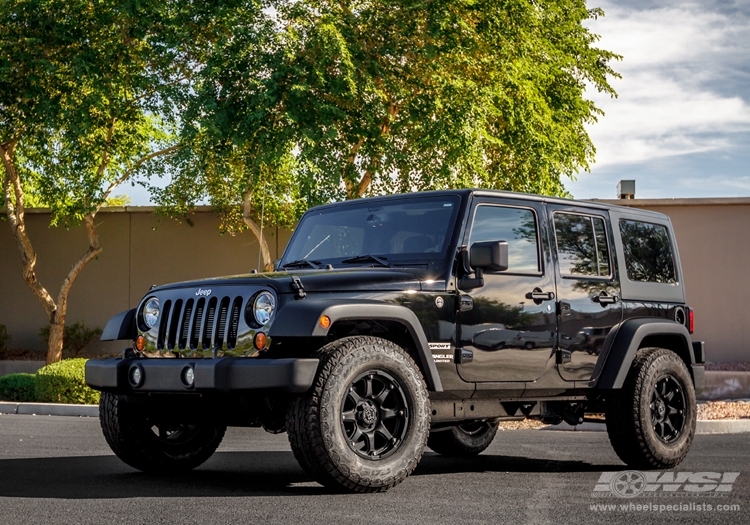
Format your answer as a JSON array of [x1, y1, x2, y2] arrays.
[[546, 204, 622, 382]]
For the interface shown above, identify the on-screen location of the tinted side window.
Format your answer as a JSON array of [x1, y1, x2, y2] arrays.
[[469, 205, 539, 273], [554, 213, 611, 277], [619, 220, 676, 283]]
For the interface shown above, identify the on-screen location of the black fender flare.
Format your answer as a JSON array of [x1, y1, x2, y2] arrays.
[[269, 299, 443, 392], [590, 318, 695, 389], [101, 308, 136, 341]]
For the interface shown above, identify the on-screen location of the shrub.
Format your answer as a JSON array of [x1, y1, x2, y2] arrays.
[[35, 358, 100, 404], [39, 322, 102, 358], [0, 373, 36, 402], [0, 323, 10, 353]]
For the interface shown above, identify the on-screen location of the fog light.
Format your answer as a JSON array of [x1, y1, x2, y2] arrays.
[[135, 335, 146, 352], [129, 365, 144, 387], [182, 366, 195, 388], [254, 332, 268, 350], [319, 315, 331, 329]]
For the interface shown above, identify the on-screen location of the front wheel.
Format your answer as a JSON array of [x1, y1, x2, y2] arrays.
[[605, 348, 697, 469], [99, 392, 226, 473], [427, 419, 499, 457], [286, 336, 430, 493]]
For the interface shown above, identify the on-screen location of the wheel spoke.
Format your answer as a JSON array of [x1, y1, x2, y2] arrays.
[[363, 376, 374, 398], [348, 387, 362, 404], [374, 384, 391, 404], [362, 430, 375, 455], [349, 425, 363, 445], [375, 423, 394, 442], [342, 409, 357, 423], [380, 407, 399, 420]]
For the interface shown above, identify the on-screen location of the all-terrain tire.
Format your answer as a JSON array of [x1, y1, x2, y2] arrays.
[[605, 347, 697, 469], [286, 336, 430, 493], [99, 392, 226, 473], [427, 419, 499, 457]]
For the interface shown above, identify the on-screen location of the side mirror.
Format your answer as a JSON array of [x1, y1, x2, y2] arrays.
[[470, 241, 508, 272]]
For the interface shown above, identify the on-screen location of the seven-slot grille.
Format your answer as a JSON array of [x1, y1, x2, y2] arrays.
[[156, 296, 245, 351]]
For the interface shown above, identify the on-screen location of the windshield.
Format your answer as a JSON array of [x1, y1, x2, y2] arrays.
[[281, 195, 461, 268]]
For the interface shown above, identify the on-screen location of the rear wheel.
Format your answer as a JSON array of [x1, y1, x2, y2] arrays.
[[287, 336, 430, 493], [99, 392, 226, 473], [605, 348, 696, 469], [427, 419, 499, 457]]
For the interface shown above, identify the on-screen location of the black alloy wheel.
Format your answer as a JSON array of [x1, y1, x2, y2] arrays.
[[650, 374, 686, 443], [604, 347, 696, 469], [342, 370, 409, 460]]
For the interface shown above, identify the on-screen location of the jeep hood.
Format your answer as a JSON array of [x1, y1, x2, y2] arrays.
[[151, 268, 432, 294]]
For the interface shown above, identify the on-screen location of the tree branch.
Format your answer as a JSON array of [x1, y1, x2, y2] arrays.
[[242, 189, 272, 270], [97, 144, 181, 213], [0, 140, 58, 321]]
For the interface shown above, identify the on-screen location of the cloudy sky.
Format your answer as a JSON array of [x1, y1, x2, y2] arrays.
[[569, 0, 750, 199]]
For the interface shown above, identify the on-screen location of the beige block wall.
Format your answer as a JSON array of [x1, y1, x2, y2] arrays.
[[2, 200, 749, 362], [0, 208, 291, 351]]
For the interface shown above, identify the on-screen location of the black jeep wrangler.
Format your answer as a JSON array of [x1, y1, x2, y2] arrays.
[[86, 189, 705, 492]]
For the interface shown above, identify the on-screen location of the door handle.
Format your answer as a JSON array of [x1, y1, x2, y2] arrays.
[[525, 287, 555, 303], [592, 291, 619, 305]]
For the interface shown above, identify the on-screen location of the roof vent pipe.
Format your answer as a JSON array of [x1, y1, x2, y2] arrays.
[[617, 180, 636, 199]]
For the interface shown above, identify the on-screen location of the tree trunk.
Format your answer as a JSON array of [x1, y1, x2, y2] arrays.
[[242, 189, 273, 271], [46, 319, 66, 365], [2, 142, 104, 364]]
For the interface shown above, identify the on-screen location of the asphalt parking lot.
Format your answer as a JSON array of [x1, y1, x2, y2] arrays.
[[0, 415, 747, 525]]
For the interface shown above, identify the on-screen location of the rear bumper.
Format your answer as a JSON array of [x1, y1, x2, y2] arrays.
[[85, 357, 319, 394]]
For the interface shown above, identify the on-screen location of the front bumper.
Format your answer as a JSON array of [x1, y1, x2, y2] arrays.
[[85, 357, 319, 394]]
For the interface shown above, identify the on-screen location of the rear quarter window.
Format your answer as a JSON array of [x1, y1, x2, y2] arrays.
[[619, 220, 676, 284]]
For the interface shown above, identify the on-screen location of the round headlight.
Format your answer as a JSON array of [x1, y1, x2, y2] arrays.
[[143, 297, 160, 329], [253, 292, 275, 326]]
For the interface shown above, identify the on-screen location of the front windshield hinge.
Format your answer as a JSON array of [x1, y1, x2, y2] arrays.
[[290, 276, 306, 300]]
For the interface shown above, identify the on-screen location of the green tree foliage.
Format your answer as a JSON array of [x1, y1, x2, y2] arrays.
[[0, 0, 214, 363], [159, 0, 620, 240]]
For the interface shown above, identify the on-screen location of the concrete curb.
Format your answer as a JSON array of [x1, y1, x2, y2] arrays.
[[542, 419, 750, 434], [0, 402, 98, 417]]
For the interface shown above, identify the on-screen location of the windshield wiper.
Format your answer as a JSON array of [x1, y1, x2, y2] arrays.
[[281, 259, 322, 270], [341, 254, 391, 268]]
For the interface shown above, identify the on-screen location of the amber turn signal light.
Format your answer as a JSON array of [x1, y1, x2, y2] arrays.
[[319, 315, 331, 329], [254, 332, 268, 350], [135, 335, 146, 352]]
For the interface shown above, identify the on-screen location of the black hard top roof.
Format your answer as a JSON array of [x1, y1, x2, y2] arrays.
[[305, 189, 671, 222]]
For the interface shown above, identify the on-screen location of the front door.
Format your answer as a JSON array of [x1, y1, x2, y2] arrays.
[[546, 205, 623, 382], [457, 198, 557, 382]]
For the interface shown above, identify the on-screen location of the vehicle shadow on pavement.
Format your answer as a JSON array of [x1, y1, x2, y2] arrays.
[[0, 451, 323, 499], [0, 450, 620, 499], [415, 452, 619, 476]]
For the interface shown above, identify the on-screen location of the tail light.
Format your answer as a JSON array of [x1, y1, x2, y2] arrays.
[[688, 309, 694, 334]]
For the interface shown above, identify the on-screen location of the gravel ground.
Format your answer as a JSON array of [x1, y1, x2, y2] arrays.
[[705, 362, 750, 371]]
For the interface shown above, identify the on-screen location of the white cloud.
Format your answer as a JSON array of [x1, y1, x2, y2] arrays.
[[584, 1, 750, 168]]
